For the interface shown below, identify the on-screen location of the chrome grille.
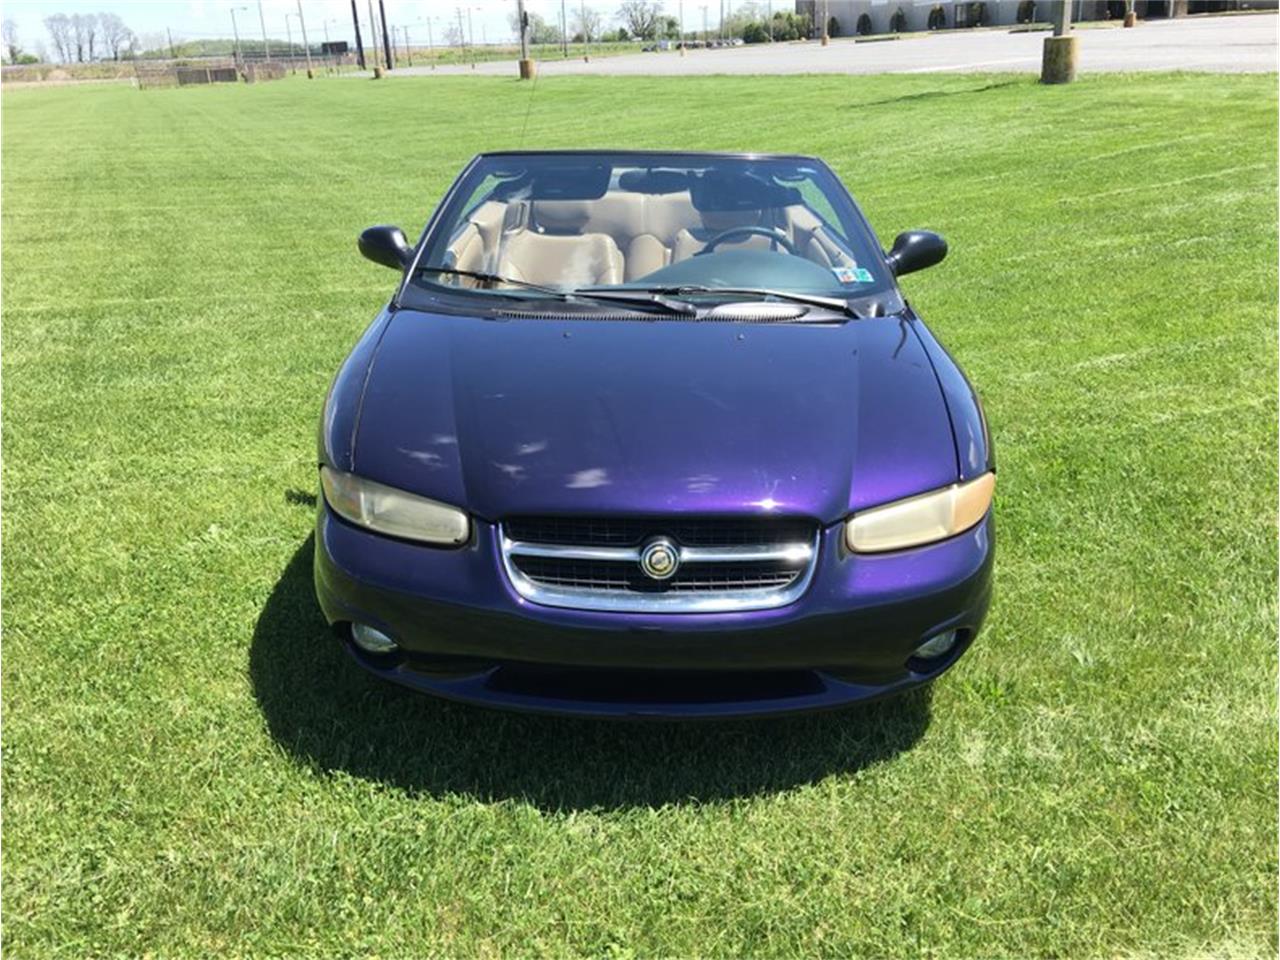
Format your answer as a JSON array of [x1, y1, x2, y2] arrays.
[[504, 516, 815, 547], [499, 517, 819, 613]]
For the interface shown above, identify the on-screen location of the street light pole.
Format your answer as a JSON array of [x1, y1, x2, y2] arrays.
[[296, 0, 314, 77], [229, 6, 244, 67], [257, 0, 270, 61], [321, 19, 333, 73], [368, 0, 382, 76], [516, 0, 535, 78], [1041, 0, 1077, 83]]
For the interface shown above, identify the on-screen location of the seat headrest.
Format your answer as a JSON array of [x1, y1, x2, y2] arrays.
[[532, 200, 592, 234]]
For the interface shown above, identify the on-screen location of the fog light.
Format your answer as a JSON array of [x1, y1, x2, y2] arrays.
[[351, 623, 398, 655], [913, 630, 958, 661]]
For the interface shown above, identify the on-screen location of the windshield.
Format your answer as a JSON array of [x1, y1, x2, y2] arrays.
[[410, 153, 893, 303]]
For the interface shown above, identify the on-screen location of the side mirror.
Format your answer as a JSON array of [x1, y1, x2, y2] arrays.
[[358, 225, 413, 270], [885, 230, 947, 277]]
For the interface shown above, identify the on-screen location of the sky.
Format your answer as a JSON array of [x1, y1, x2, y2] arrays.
[[0, 0, 745, 53]]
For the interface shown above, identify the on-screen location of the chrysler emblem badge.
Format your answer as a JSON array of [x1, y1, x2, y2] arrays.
[[639, 538, 679, 581]]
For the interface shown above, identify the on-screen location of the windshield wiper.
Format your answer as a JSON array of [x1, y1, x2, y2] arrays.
[[420, 268, 696, 316], [621, 285, 861, 319], [565, 288, 698, 316], [418, 267, 570, 298]]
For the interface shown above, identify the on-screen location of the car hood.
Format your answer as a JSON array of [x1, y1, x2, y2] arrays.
[[352, 308, 958, 524]]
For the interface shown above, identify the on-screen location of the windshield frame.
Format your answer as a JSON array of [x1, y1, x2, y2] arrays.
[[395, 151, 899, 312]]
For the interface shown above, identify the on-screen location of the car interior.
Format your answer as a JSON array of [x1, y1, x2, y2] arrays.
[[440, 171, 860, 290]]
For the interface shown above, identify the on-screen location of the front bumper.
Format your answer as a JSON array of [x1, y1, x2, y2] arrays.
[[313, 507, 994, 718]]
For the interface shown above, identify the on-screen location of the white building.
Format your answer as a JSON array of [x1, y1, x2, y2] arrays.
[[796, 1, 1275, 35]]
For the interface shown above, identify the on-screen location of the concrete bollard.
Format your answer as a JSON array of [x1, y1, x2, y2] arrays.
[[518, 58, 537, 79], [1123, 11, 1137, 26], [1040, 35, 1078, 84]]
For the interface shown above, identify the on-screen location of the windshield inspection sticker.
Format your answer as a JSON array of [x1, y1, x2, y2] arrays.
[[832, 265, 876, 285]]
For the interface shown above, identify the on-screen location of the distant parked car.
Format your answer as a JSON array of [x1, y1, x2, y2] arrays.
[[318, 150, 995, 717]]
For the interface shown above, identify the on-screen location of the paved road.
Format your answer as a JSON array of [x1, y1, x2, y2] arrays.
[[374, 13, 1276, 77]]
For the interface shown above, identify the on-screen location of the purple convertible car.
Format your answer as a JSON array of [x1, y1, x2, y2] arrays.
[[315, 151, 994, 718]]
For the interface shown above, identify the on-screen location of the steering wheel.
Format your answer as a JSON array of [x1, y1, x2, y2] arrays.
[[697, 225, 800, 257]]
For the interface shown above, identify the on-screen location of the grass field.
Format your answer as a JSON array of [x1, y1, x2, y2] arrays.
[[2, 71, 1276, 957]]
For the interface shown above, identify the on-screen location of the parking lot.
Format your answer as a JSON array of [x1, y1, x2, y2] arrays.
[[380, 13, 1276, 76]]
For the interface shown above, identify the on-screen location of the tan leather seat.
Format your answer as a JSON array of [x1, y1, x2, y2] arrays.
[[496, 200, 624, 288], [445, 200, 511, 276], [621, 191, 699, 280]]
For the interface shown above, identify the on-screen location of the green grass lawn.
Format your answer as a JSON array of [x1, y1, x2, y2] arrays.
[[2, 71, 1276, 957]]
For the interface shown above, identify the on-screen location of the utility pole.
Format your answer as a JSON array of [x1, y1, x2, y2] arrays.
[[403, 26, 412, 65], [1041, 0, 1077, 83], [166, 27, 176, 58], [297, 0, 314, 76], [580, 0, 589, 60], [425, 17, 434, 68], [517, 0, 535, 78], [350, 0, 365, 69], [456, 7, 467, 66], [560, 0, 568, 57], [766, 0, 772, 40], [701, 5, 708, 43], [821, 0, 829, 44], [378, 0, 393, 69], [679, 0, 685, 55], [718, 0, 723, 41]]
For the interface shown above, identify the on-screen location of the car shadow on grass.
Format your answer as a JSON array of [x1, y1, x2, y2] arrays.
[[250, 536, 932, 811]]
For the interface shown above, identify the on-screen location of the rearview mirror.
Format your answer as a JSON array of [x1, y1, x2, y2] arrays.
[[885, 230, 947, 277], [358, 225, 413, 270]]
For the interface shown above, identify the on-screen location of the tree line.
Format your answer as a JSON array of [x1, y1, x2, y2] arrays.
[[3, 1, 818, 67], [512, 1, 814, 46], [1, 11, 136, 65]]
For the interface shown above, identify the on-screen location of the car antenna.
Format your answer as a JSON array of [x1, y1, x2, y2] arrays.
[[518, 61, 541, 147]]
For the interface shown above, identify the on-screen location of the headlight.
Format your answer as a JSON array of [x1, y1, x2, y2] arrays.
[[320, 466, 470, 545], [845, 472, 994, 553]]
